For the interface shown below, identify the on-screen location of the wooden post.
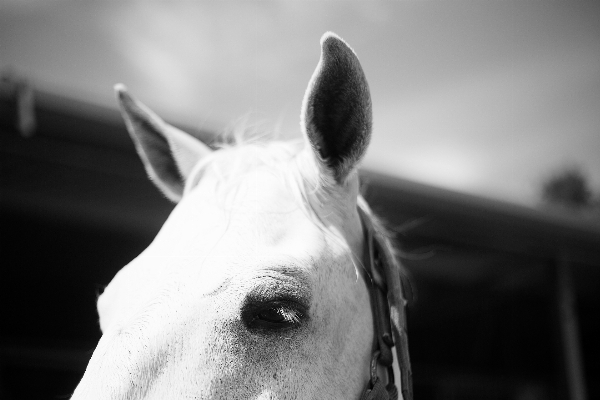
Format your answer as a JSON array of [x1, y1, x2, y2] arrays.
[[553, 249, 587, 400]]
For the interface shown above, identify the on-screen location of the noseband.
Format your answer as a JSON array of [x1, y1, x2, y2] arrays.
[[358, 208, 413, 400]]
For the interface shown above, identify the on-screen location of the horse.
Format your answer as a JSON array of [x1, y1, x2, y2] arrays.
[[71, 32, 412, 400]]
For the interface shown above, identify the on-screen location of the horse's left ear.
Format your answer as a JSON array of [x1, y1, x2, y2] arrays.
[[301, 32, 372, 184], [115, 84, 212, 202]]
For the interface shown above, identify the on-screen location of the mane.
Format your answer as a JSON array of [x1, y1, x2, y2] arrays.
[[357, 195, 413, 304]]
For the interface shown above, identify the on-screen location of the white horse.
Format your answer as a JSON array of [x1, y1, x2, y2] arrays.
[[72, 32, 411, 400]]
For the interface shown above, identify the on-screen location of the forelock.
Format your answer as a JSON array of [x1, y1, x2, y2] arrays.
[[181, 129, 406, 292]]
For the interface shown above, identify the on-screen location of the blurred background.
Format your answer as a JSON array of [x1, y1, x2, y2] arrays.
[[1, 2, 599, 399]]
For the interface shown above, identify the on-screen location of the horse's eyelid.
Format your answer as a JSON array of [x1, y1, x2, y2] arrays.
[[246, 295, 309, 313], [246, 280, 311, 307]]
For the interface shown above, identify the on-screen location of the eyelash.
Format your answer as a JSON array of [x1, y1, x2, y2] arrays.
[[242, 300, 307, 332], [261, 305, 303, 324]]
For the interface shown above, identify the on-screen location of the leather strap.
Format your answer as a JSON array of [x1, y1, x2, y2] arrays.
[[358, 206, 413, 400], [360, 377, 397, 400]]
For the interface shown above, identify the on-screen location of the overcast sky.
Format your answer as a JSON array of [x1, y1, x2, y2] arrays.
[[2, 1, 599, 207]]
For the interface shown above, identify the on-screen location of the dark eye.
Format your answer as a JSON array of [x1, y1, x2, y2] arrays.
[[242, 300, 307, 332]]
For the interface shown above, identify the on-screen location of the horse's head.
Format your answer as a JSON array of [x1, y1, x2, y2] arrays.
[[73, 32, 400, 400]]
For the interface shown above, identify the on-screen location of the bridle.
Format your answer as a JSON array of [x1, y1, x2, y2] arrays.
[[358, 207, 413, 400], [358, 208, 413, 400]]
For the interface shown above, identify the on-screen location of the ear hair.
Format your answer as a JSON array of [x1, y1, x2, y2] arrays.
[[301, 32, 372, 185], [115, 84, 212, 202]]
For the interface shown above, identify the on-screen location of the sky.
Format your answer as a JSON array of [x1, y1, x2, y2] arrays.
[[1, 1, 599, 207]]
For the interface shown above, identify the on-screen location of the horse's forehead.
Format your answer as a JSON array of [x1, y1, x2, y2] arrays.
[[161, 168, 324, 252], [98, 169, 348, 327]]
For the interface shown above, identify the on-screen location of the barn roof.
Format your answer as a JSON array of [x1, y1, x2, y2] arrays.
[[3, 83, 599, 266]]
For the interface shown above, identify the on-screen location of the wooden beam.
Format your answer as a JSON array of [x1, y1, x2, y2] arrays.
[[553, 250, 587, 400]]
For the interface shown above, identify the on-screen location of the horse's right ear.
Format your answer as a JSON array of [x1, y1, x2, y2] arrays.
[[115, 84, 212, 202]]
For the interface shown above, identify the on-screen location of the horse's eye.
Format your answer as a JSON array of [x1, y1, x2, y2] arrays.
[[242, 300, 306, 332]]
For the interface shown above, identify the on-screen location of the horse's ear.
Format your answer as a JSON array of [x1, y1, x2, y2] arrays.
[[115, 84, 212, 202], [301, 32, 372, 184]]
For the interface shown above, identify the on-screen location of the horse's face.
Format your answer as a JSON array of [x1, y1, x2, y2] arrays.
[[73, 33, 376, 400], [81, 152, 372, 399]]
